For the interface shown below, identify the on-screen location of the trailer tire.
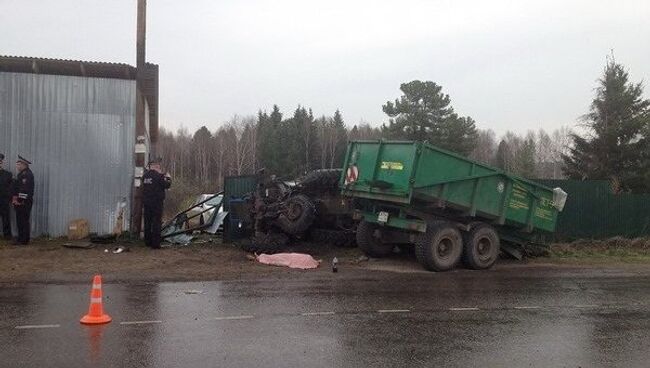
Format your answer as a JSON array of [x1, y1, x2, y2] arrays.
[[277, 194, 316, 235], [311, 228, 356, 248], [462, 224, 500, 270], [415, 222, 463, 271], [356, 220, 393, 257]]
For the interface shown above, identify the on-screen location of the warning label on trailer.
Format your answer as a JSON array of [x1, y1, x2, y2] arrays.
[[345, 165, 359, 185], [380, 161, 404, 170]]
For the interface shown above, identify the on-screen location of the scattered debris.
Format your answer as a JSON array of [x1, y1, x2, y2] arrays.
[[62, 242, 94, 249], [357, 255, 369, 262], [256, 253, 320, 269], [111, 246, 129, 254], [162, 193, 227, 245], [67, 219, 90, 240], [184, 290, 203, 295]]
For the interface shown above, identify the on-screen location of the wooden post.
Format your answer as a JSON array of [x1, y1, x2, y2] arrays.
[[131, 0, 147, 236]]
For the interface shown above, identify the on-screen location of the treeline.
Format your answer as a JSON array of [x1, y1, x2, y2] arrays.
[[157, 110, 570, 190], [158, 56, 649, 215]]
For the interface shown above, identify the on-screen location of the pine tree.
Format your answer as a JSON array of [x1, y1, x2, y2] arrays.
[[382, 80, 478, 155], [495, 140, 510, 171], [331, 109, 348, 168], [563, 58, 650, 192]]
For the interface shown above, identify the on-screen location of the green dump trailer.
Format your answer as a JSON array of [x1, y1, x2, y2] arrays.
[[340, 140, 567, 271]]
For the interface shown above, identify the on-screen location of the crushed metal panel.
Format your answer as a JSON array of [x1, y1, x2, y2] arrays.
[[161, 193, 225, 243], [0, 72, 136, 237]]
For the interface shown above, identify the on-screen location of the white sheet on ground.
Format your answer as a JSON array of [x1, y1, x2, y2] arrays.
[[256, 253, 320, 269]]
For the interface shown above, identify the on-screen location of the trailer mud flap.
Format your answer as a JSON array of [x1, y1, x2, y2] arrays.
[[500, 242, 523, 260]]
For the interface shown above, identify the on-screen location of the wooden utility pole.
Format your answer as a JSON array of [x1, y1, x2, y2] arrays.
[[132, 0, 147, 235]]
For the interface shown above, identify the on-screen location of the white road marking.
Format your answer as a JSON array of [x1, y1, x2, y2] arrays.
[[120, 320, 162, 325], [449, 307, 480, 311], [377, 309, 410, 313], [213, 315, 254, 321], [574, 304, 599, 308], [301, 312, 335, 316], [514, 306, 541, 310], [15, 324, 60, 329]]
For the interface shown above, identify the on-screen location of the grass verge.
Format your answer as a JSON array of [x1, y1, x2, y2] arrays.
[[538, 236, 650, 264]]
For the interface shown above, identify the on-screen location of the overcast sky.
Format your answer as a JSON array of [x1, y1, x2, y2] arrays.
[[1, 0, 649, 135]]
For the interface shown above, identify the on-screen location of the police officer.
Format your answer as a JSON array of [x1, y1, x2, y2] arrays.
[[12, 155, 34, 245], [0, 153, 13, 240], [142, 158, 171, 249]]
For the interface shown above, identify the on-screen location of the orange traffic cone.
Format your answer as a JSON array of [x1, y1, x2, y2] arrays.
[[80, 275, 112, 325]]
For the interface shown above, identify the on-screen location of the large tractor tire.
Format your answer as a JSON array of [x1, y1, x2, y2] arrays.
[[277, 194, 316, 235], [299, 169, 342, 192], [462, 224, 500, 270], [311, 228, 356, 248], [242, 231, 289, 254], [415, 222, 463, 271], [356, 220, 394, 257]]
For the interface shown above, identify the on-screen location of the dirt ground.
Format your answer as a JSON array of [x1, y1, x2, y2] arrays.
[[1, 236, 649, 284], [0, 237, 366, 284]]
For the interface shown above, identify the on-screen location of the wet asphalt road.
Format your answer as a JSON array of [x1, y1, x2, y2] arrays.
[[1, 266, 649, 368]]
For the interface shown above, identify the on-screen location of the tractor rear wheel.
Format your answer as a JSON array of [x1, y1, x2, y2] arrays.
[[277, 194, 316, 235]]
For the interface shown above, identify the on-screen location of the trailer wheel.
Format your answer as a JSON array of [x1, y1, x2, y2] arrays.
[[356, 220, 394, 257], [462, 224, 500, 270], [415, 222, 463, 271], [277, 194, 316, 235]]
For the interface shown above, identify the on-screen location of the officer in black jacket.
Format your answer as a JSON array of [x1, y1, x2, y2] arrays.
[[0, 153, 13, 240], [12, 155, 34, 245], [142, 158, 171, 249]]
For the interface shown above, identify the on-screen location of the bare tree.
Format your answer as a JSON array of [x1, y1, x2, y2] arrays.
[[470, 129, 497, 165], [226, 115, 258, 176]]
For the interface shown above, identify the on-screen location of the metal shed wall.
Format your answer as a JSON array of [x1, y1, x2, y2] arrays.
[[536, 179, 650, 240], [0, 72, 135, 237]]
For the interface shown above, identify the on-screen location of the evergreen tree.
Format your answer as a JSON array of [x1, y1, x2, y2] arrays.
[[331, 109, 348, 167], [256, 109, 271, 170], [439, 115, 478, 156], [495, 140, 510, 171], [382, 80, 478, 155], [563, 58, 650, 192], [256, 105, 286, 175]]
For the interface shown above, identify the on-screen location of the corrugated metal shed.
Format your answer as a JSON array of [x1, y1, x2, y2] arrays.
[[0, 71, 136, 237], [0, 55, 159, 145]]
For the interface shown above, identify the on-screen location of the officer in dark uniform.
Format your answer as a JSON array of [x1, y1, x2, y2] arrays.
[[0, 153, 13, 240], [12, 155, 34, 245], [142, 158, 171, 249]]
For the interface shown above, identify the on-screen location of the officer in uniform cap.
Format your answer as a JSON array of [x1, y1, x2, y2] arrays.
[[12, 155, 34, 245], [0, 153, 13, 240], [142, 157, 171, 249]]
